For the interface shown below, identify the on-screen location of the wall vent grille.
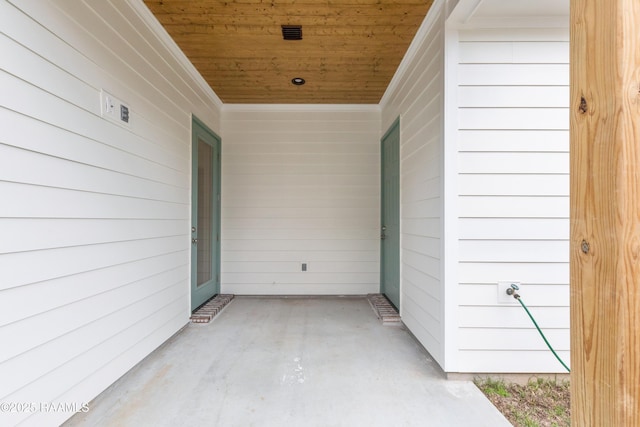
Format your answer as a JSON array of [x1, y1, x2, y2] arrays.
[[282, 25, 302, 40]]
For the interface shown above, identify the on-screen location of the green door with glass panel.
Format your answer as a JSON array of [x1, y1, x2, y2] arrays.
[[191, 117, 221, 310], [380, 118, 400, 309]]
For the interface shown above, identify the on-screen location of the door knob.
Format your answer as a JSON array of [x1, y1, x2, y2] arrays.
[[192, 238, 198, 244]]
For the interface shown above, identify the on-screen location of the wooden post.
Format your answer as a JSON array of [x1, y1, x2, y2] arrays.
[[571, 0, 640, 425]]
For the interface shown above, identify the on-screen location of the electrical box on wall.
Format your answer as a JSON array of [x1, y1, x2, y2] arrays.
[[100, 89, 131, 126]]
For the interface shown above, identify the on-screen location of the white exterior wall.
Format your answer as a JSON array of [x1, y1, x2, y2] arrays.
[[380, 1, 447, 366], [0, 1, 221, 425], [221, 106, 381, 295], [1, 5, 573, 425], [454, 28, 570, 372]]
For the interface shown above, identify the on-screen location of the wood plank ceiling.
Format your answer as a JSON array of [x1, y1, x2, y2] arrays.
[[144, 0, 434, 104]]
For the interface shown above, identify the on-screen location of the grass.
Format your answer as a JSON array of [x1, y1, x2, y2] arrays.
[[475, 377, 571, 427], [481, 377, 510, 397]]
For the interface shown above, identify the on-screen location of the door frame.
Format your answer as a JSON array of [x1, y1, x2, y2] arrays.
[[191, 115, 221, 311], [380, 117, 401, 310]]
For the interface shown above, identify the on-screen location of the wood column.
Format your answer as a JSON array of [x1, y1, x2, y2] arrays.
[[571, 0, 640, 425]]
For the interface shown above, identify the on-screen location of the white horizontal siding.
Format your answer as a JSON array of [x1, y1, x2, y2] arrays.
[[459, 263, 569, 285], [459, 152, 568, 174], [0, 218, 187, 254], [459, 240, 569, 262], [459, 64, 569, 86], [459, 174, 569, 196], [459, 196, 568, 218], [221, 106, 380, 295], [459, 86, 569, 108], [1, 236, 188, 291], [459, 328, 570, 351], [458, 306, 569, 329], [223, 250, 377, 263], [459, 218, 568, 240], [458, 28, 570, 43], [458, 108, 569, 130], [380, 1, 446, 366], [455, 27, 570, 373], [1, 0, 221, 425], [459, 41, 569, 63], [458, 284, 569, 307], [224, 217, 379, 230], [459, 130, 569, 152]]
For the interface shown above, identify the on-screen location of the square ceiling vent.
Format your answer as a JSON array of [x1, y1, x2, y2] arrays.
[[282, 25, 302, 40]]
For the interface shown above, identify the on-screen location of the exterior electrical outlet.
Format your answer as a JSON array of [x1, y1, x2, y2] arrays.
[[120, 104, 129, 123], [100, 89, 131, 126], [497, 281, 521, 304]]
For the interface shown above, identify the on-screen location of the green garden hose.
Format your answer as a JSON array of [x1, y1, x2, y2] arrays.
[[508, 284, 571, 373]]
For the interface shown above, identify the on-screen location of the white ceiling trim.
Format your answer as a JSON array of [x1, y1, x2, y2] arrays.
[[455, 16, 569, 29], [221, 104, 381, 113], [379, 0, 446, 110], [447, 0, 569, 29], [128, 0, 224, 110]]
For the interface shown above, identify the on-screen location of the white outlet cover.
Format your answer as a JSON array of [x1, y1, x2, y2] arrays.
[[497, 281, 521, 304], [100, 89, 130, 127]]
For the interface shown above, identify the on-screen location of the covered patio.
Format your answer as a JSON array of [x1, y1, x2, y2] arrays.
[[65, 297, 509, 426], [5, 0, 640, 424]]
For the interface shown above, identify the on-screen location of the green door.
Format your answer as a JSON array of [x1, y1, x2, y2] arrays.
[[381, 118, 400, 309], [191, 117, 221, 310]]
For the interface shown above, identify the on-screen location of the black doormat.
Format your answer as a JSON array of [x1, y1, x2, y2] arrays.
[[190, 294, 235, 323]]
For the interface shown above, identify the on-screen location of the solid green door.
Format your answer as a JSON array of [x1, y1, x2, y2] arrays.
[[381, 118, 400, 309], [191, 117, 221, 310]]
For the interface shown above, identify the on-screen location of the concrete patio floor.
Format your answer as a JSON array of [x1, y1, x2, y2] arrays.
[[65, 296, 511, 427]]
